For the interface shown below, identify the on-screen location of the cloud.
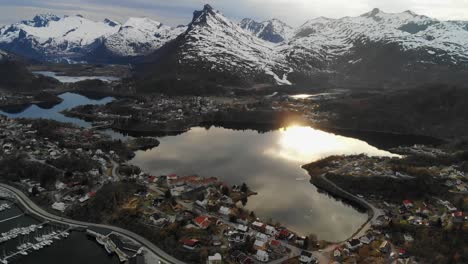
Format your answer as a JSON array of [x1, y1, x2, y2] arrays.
[[0, 0, 467, 27]]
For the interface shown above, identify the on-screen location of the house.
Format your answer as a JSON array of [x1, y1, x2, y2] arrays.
[[265, 225, 277, 236], [219, 195, 234, 205], [270, 240, 285, 253], [228, 232, 246, 243], [255, 232, 268, 242], [253, 239, 267, 251], [299, 251, 316, 264], [295, 236, 307, 247], [181, 239, 200, 250], [194, 216, 211, 229], [379, 241, 390, 253], [195, 199, 208, 208], [255, 250, 269, 262], [359, 233, 375, 245], [403, 200, 413, 209], [251, 221, 266, 231], [346, 239, 362, 251], [452, 211, 467, 223], [219, 206, 231, 216], [236, 224, 249, 233], [278, 229, 291, 240], [207, 253, 222, 264], [52, 202, 66, 212], [403, 234, 414, 243], [167, 174, 178, 181], [398, 249, 408, 258]]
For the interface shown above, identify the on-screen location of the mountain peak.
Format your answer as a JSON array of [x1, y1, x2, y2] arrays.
[[21, 14, 60, 27], [190, 4, 226, 29], [361, 8, 383, 18], [203, 4, 214, 12], [104, 18, 120, 27], [403, 10, 418, 16]]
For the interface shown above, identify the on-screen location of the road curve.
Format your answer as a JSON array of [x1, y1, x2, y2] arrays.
[[0, 183, 185, 264], [319, 174, 384, 240]]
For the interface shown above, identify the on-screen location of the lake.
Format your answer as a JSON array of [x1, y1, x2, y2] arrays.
[[1, 92, 429, 242], [130, 125, 402, 241], [33, 71, 120, 83], [0, 93, 113, 128]]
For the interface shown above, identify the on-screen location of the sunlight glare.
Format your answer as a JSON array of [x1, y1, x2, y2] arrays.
[[265, 125, 398, 163]]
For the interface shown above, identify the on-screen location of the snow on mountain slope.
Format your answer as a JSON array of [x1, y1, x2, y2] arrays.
[[103, 17, 186, 57], [285, 8, 468, 70], [239, 18, 293, 43], [0, 14, 120, 60], [175, 4, 291, 84], [0, 49, 7, 61]]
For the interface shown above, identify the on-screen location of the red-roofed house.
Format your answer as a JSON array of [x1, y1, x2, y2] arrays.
[[403, 200, 413, 209], [180, 239, 199, 250], [148, 176, 156, 183], [194, 216, 211, 229], [278, 229, 291, 240]]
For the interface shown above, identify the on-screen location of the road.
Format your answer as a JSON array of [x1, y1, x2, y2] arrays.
[[110, 159, 122, 181], [307, 175, 385, 263], [320, 174, 384, 240], [0, 183, 185, 264]]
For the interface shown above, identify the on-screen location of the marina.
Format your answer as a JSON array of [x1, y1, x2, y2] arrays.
[[0, 195, 119, 264]]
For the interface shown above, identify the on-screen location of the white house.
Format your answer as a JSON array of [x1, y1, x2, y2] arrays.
[[52, 202, 66, 212], [265, 225, 277, 236], [219, 206, 231, 216], [255, 250, 269, 262], [207, 253, 222, 264]]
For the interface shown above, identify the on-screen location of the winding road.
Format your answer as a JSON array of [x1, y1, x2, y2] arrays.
[[0, 183, 185, 264]]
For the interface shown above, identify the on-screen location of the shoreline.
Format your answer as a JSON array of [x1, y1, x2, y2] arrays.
[[0, 183, 185, 264], [305, 172, 381, 243]]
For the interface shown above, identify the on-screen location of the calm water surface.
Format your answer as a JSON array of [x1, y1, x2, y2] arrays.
[[0, 91, 413, 242], [131, 126, 399, 241], [33, 71, 119, 83], [0, 201, 118, 264], [0, 92, 113, 127]]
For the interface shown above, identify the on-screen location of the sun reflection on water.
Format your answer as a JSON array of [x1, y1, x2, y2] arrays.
[[266, 125, 399, 163]]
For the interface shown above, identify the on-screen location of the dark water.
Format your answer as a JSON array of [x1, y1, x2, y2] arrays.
[[0, 92, 433, 242], [0, 201, 118, 264], [33, 71, 119, 83], [0, 92, 113, 128], [11, 232, 118, 264], [130, 125, 402, 241]]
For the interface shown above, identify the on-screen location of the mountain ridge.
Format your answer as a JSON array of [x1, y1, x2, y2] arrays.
[[0, 7, 467, 87]]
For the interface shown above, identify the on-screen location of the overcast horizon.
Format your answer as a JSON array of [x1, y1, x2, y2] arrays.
[[0, 0, 468, 27]]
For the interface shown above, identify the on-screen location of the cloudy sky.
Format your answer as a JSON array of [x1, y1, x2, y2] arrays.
[[0, 0, 467, 26]]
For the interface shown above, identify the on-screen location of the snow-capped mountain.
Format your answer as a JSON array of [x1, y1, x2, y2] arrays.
[[0, 14, 186, 63], [281, 8, 468, 84], [1, 7, 467, 86], [100, 17, 186, 57], [142, 4, 292, 85], [0, 49, 7, 61], [239, 18, 293, 43], [0, 14, 120, 62]]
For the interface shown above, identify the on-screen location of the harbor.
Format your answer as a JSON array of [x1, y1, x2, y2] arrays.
[[0, 195, 119, 264]]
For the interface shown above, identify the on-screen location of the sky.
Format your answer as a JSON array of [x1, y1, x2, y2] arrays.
[[0, 0, 467, 27]]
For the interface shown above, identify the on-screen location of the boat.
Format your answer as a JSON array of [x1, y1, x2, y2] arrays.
[[104, 243, 113, 254]]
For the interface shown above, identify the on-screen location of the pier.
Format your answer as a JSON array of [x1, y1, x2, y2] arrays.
[[0, 213, 24, 224], [1, 227, 72, 263]]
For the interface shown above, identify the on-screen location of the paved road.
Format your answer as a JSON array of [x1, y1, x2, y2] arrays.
[[110, 159, 122, 181], [320, 174, 384, 240], [308, 175, 385, 263], [0, 183, 185, 264]]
